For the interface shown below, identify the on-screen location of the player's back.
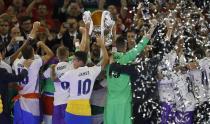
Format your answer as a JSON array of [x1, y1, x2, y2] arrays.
[[199, 57, 210, 79], [60, 65, 101, 100], [59, 65, 101, 116], [174, 72, 196, 112], [54, 62, 72, 105], [13, 55, 42, 94], [106, 64, 131, 104], [188, 68, 207, 104], [159, 75, 175, 104], [12, 55, 43, 120]]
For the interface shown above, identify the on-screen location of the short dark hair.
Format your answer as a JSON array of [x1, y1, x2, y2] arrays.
[[74, 51, 87, 64], [66, 16, 78, 22], [56, 46, 69, 60], [19, 16, 32, 24], [116, 36, 127, 50], [22, 45, 34, 59]]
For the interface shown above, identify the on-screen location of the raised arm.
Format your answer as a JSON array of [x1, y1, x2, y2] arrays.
[[79, 27, 89, 52], [37, 41, 54, 64], [120, 0, 128, 19], [96, 37, 109, 70], [145, 19, 158, 39], [9, 21, 40, 64], [114, 19, 158, 64], [165, 19, 175, 42], [50, 64, 58, 81], [9, 39, 29, 64], [25, 0, 42, 15]]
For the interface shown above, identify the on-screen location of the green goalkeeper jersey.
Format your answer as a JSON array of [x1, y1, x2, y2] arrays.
[[104, 37, 149, 124]]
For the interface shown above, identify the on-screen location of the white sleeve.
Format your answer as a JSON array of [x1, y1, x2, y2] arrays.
[[12, 59, 20, 71], [198, 59, 202, 67], [5, 63, 12, 73], [34, 56, 43, 69], [43, 67, 51, 78], [59, 70, 72, 82], [4, 57, 11, 65], [0, 61, 12, 73]]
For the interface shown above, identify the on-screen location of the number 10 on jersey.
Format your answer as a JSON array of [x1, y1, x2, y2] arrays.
[[78, 79, 91, 96]]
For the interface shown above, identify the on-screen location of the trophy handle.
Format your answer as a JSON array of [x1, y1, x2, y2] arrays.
[[83, 10, 115, 46], [101, 11, 115, 46], [83, 11, 93, 35]]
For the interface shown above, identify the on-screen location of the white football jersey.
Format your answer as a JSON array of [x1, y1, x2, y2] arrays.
[[158, 75, 175, 104], [173, 72, 196, 112], [188, 69, 207, 104], [199, 57, 210, 100], [199, 57, 210, 82], [159, 50, 177, 71], [13, 55, 43, 94], [59, 66, 101, 100], [0, 60, 12, 73], [43, 62, 72, 105]]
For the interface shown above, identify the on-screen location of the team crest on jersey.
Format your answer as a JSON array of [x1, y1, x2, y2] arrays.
[[111, 71, 120, 78]]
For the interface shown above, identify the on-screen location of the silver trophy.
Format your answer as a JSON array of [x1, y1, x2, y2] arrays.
[[83, 10, 115, 46]]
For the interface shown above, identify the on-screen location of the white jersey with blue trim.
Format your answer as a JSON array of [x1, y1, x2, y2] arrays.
[[158, 74, 175, 104], [199, 58, 210, 100], [199, 58, 210, 83], [173, 72, 196, 112], [43, 62, 72, 105], [13, 55, 43, 95], [55, 62, 72, 105], [199, 57, 210, 82], [188, 69, 208, 104], [59, 66, 101, 100]]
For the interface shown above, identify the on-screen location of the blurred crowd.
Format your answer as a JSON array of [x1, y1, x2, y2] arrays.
[[0, 0, 209, 57]]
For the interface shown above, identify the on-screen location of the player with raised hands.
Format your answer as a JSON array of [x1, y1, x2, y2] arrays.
[[58, 36, 109, 124], [12, 21, 54, 124]]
